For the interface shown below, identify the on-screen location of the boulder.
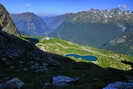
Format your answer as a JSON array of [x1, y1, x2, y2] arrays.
[[6, 78, 24, 89], [52, 75, 79, 86], [103, 82, 133, 89]]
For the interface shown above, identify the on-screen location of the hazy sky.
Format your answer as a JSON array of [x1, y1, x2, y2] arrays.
[[0, 0, 133, 16]]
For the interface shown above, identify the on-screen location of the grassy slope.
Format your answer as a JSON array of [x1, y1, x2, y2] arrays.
[[36, 37, 133, 70]]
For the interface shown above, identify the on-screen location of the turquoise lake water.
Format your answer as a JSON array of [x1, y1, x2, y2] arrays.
[[65, 54, 97, 61]]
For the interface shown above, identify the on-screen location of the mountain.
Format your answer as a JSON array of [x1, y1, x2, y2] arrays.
[[12, 12, 49, 36], [0, 4, 133, 89], [0, 4, 19, 35], [50, 8, 133, 48]]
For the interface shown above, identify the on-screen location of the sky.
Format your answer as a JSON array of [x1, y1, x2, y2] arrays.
[[0, 0, 133, 16]]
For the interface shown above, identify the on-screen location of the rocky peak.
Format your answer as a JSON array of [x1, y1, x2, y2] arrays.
[[0, 3, 19, 35]]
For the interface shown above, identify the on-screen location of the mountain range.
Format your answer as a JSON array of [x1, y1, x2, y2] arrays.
[[49, 8, 133, 47], [10, 8, 133, 56], [0, 3, 133, 89], [45, 8, 133, 56], [7, 6, 133, 56]]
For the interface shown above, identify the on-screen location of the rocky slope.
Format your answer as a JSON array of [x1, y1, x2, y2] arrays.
[[12, 12, 49, 36]]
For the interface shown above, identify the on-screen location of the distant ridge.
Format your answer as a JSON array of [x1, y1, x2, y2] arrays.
[[12, 12, 49, 36]]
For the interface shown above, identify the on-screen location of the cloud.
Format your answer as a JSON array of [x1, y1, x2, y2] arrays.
[[118, 4, 128, 9]]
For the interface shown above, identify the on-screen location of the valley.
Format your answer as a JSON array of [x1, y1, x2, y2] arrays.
[[0, 2, 133, 89], [10, 8, 133, 56]]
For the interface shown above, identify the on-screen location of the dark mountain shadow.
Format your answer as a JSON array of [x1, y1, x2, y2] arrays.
[[121, 61, 133, 70], [57, 62, 133, 89], [0, 30, 133, 89]]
